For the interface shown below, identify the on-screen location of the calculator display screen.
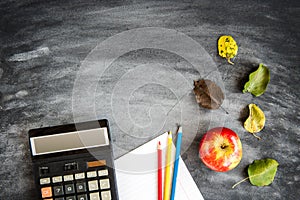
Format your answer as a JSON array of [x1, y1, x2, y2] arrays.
[[30, 128, 109, 156]]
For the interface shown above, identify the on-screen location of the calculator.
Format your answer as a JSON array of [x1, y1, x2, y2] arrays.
[[28, 119, 119, 200]]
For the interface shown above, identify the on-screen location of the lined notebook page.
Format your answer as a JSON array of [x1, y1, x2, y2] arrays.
[[115, 132, 204, 200]]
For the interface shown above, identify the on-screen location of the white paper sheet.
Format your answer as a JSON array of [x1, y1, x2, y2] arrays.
[[115, 132, 204, 200]]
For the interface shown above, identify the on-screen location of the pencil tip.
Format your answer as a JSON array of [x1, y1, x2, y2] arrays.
[[178, 126, 182, 133]]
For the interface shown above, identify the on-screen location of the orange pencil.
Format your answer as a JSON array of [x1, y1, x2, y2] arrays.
[[157, 141, 163, 200]]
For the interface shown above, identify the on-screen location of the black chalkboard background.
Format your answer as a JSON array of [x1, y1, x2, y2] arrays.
[[0, 0, 299, 199]]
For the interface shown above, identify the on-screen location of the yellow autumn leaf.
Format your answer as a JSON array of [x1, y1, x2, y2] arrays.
[[218, 35, 238, 65], [244, 103, 266, 140]]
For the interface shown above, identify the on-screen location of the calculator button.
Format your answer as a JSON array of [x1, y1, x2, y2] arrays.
[[65, 196, 76, 200], [76, 182, 87, 193], [41, 186, 52, 198], [52, 176, 63, 183], [87, 160, 106, 168], [98, 169, 108, 177], [77, 194, 88, 200], [65, 184, 75, 194], [75, 172, 85, 180], [101, 190, 112, 200], [55, 198, 64, 200], [53, 185, 64, 196], [39, 166, 50, 175], [87, 171, 97, 178], [63, 174, 74, 182], [89, 192, 100, 200], [99, 178, 110, 190], [40, 177, 51, 185], [88, 180, 99, 191], [64, 162, 78, 171]]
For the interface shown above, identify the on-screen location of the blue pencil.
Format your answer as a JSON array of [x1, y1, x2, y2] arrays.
[[170, 126, 183, 200]]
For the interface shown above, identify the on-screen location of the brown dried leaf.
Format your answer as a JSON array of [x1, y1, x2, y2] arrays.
[[193, 79, 224, 109]]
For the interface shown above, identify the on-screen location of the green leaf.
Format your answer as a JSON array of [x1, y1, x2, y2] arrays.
[[243, 64, 270, 97], [248, 158, 279, 186], [232, 158, 279, 188]]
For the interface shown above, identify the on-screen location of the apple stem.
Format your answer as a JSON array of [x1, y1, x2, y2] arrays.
[[232, 177, 250, 189]]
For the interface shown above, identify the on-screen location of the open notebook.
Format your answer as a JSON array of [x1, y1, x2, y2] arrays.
[[115, 132, 204, 200]]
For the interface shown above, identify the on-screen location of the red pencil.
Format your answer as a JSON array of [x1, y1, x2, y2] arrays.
[[157, 141, 163, 200]]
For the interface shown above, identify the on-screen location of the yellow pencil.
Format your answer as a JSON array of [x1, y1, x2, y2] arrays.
[[164, 131, 173, 200]]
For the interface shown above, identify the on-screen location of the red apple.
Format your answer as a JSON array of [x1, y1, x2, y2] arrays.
[[199, 127, 242, 172]]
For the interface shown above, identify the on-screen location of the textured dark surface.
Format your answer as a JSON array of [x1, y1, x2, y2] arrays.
[[0, 0, 299, 199]]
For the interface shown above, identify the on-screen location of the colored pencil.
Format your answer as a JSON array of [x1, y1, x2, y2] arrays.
[[157, 141, 163, 200], [170, 126, 183, 200], [163, 131, 173, 200]]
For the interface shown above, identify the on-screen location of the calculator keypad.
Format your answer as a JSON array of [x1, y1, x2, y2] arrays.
[[41, 187, 52, 198], [65, 184, 75, 194], [90, 192, 100, 200], [78, 194, 88, 200], [75, 173, 85, 180], [52, 176, 63, 183], [76, 182, 87, 193], [101, 191, 112, 200], [87, 171, 97, 178], [63, 174, 74, 182], [40, 167, 112, 200], [88, 180, 99, 191], [40, 177, 51, 185], [98, 169, 108, 177], [100, 179, 110, 190], [53, 185, 64, 196]]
